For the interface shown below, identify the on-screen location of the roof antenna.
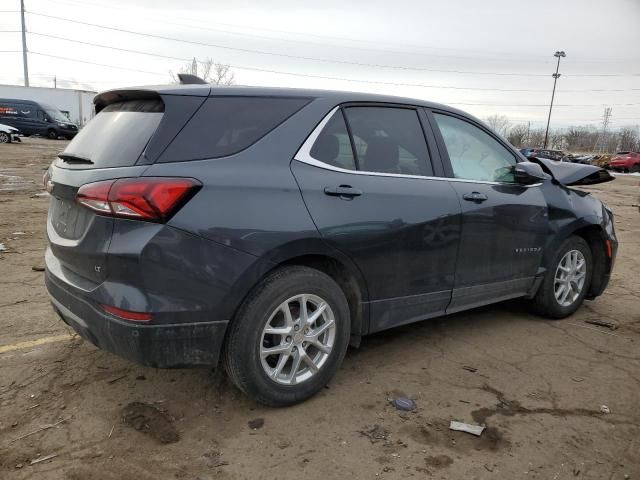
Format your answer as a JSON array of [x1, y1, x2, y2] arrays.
[[177, 73, 208, 85]]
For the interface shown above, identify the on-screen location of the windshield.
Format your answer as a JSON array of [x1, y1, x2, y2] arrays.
[[45, 109, 70, 123]]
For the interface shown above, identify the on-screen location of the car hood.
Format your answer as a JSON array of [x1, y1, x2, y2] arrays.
[[531, 157, 614, 186], [0, 123, 18, 132]]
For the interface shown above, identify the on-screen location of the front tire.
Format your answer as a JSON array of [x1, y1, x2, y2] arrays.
[[0, 132, 9, 143], [531, 235, 592, 319], [223, 266, 351, 406]]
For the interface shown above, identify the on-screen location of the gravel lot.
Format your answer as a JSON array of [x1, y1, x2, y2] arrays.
[[1, 138, 639, 480]]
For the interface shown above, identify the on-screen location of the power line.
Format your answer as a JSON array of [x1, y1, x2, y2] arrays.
[[23, 31, 640, 95], [29, 51, 167, 76], [34, 0, 640, 65], [31, 0, 558, 61], [24, 10, 598, 78], [34, 0, 587, 66], [22, 52, 640, 109]]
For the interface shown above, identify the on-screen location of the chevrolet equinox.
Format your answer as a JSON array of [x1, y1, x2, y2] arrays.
[[45, 82, 617, 406]]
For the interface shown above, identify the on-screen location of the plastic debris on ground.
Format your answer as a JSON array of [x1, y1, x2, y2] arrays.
[[449, 420, 486, 436], [391, 397, 416, 411]]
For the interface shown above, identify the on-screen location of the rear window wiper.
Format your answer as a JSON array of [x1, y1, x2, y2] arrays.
[[58, 154, 94, 165]]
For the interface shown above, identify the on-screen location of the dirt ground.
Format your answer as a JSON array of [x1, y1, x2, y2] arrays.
[[0, 138, 639, 480]]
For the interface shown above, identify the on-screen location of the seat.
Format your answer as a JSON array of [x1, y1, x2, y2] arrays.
[[363, 136, 399, 173]]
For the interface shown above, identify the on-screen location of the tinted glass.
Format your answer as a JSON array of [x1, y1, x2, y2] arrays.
[[58, 100, 164, 169], [309, 110, 356, 170], [344, 107, 432, 176], [160, 96, 309, 162], [433, 113, 516, 182]]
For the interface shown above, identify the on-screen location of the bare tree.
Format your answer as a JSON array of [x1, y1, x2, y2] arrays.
[[170, 57, 235, 85], [617, 126, 640, 152], [528, 128, 546, 148], [485, 114, 511, 137], [506, 124, 528, 148], [562, 126, 598, 153]]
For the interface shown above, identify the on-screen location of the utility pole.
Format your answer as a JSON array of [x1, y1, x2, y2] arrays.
[[543, 50, 565, 148], [54, 76, 56, 88], [593, 107, 612, 154], [20, 0, 29, 87]]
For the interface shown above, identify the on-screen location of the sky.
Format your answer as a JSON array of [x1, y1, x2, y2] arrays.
[[1, 0, 639, 130]]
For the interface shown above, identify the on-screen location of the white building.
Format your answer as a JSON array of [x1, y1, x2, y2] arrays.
[[0, 84, 96, 126]]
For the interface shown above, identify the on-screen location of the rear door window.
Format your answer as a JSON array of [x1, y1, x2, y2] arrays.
[[308, 110, 356, 170], [343, 107, 433, 176], [57, 99, 164, 169], [159, 96, 310, 162]]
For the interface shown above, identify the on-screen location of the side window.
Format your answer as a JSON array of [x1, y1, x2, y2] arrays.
[[344, 107, 432, 176], [309, 110, 356, 170], [433, 113, 516, 183], [159, 96, 310, 162]]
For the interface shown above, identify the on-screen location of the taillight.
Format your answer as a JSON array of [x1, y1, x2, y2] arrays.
[[76, 177, 201, 222]]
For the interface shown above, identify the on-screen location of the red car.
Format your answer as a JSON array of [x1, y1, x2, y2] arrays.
[[609, 152, 640, 173]]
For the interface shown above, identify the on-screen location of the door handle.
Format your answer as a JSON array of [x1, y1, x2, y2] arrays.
[[324, 185, 363, 198], [462, 192, 488, 202]]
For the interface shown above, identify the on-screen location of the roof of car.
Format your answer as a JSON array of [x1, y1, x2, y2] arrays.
[[0, 98, 40, 104], [94, 84, 473, 119]]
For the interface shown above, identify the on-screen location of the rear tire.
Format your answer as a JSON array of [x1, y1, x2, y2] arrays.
[[631, 164, 640, 173], [530, 235, 592, 319], [47, 129, 58, 140], [223, 266, 350, 406], [0, 132, 9, 143]]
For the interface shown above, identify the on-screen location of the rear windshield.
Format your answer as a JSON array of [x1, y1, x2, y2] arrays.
[[158, 96, 309, 162], [57, 99, 164, 169]]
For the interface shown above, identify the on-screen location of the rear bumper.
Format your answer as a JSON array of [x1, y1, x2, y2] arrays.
[[46, 270, 228, 368]]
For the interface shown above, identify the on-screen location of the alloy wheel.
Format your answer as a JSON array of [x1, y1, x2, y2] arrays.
[[554, 249, 587, 307], [260, 294, 336, 385]]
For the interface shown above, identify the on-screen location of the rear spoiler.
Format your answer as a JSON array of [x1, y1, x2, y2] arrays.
[[94, 89, 163, 113], [94, 84, 211, 113], [529, 157, 614, 186]]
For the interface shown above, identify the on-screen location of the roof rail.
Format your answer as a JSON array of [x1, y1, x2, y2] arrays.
[[177, 74, 208, 85]]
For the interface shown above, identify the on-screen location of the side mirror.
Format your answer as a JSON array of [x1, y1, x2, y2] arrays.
[[514, 162, 550, 185]]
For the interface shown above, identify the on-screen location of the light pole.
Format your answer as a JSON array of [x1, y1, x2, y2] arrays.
[[20, 0, 29, 87], [543, 50, 565, 148]]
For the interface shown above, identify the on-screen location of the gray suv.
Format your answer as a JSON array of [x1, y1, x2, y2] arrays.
[[45, 83, 617, 406]]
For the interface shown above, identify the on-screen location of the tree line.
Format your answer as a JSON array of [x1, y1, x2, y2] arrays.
[[485, 114, 640, 153]]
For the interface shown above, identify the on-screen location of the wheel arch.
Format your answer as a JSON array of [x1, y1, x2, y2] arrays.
[[571, 224, 610, 298], [543, 222, 609, 299], [222, 241, 370, 344]]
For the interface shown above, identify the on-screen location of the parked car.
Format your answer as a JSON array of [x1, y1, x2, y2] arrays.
[[44, 83, 618, 406], [570, 154, 596, 165], [521, 148, 568, 161], [0, 123, 20, 143], [0, 98, 78, 139], [608, 152, 640, 173]]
